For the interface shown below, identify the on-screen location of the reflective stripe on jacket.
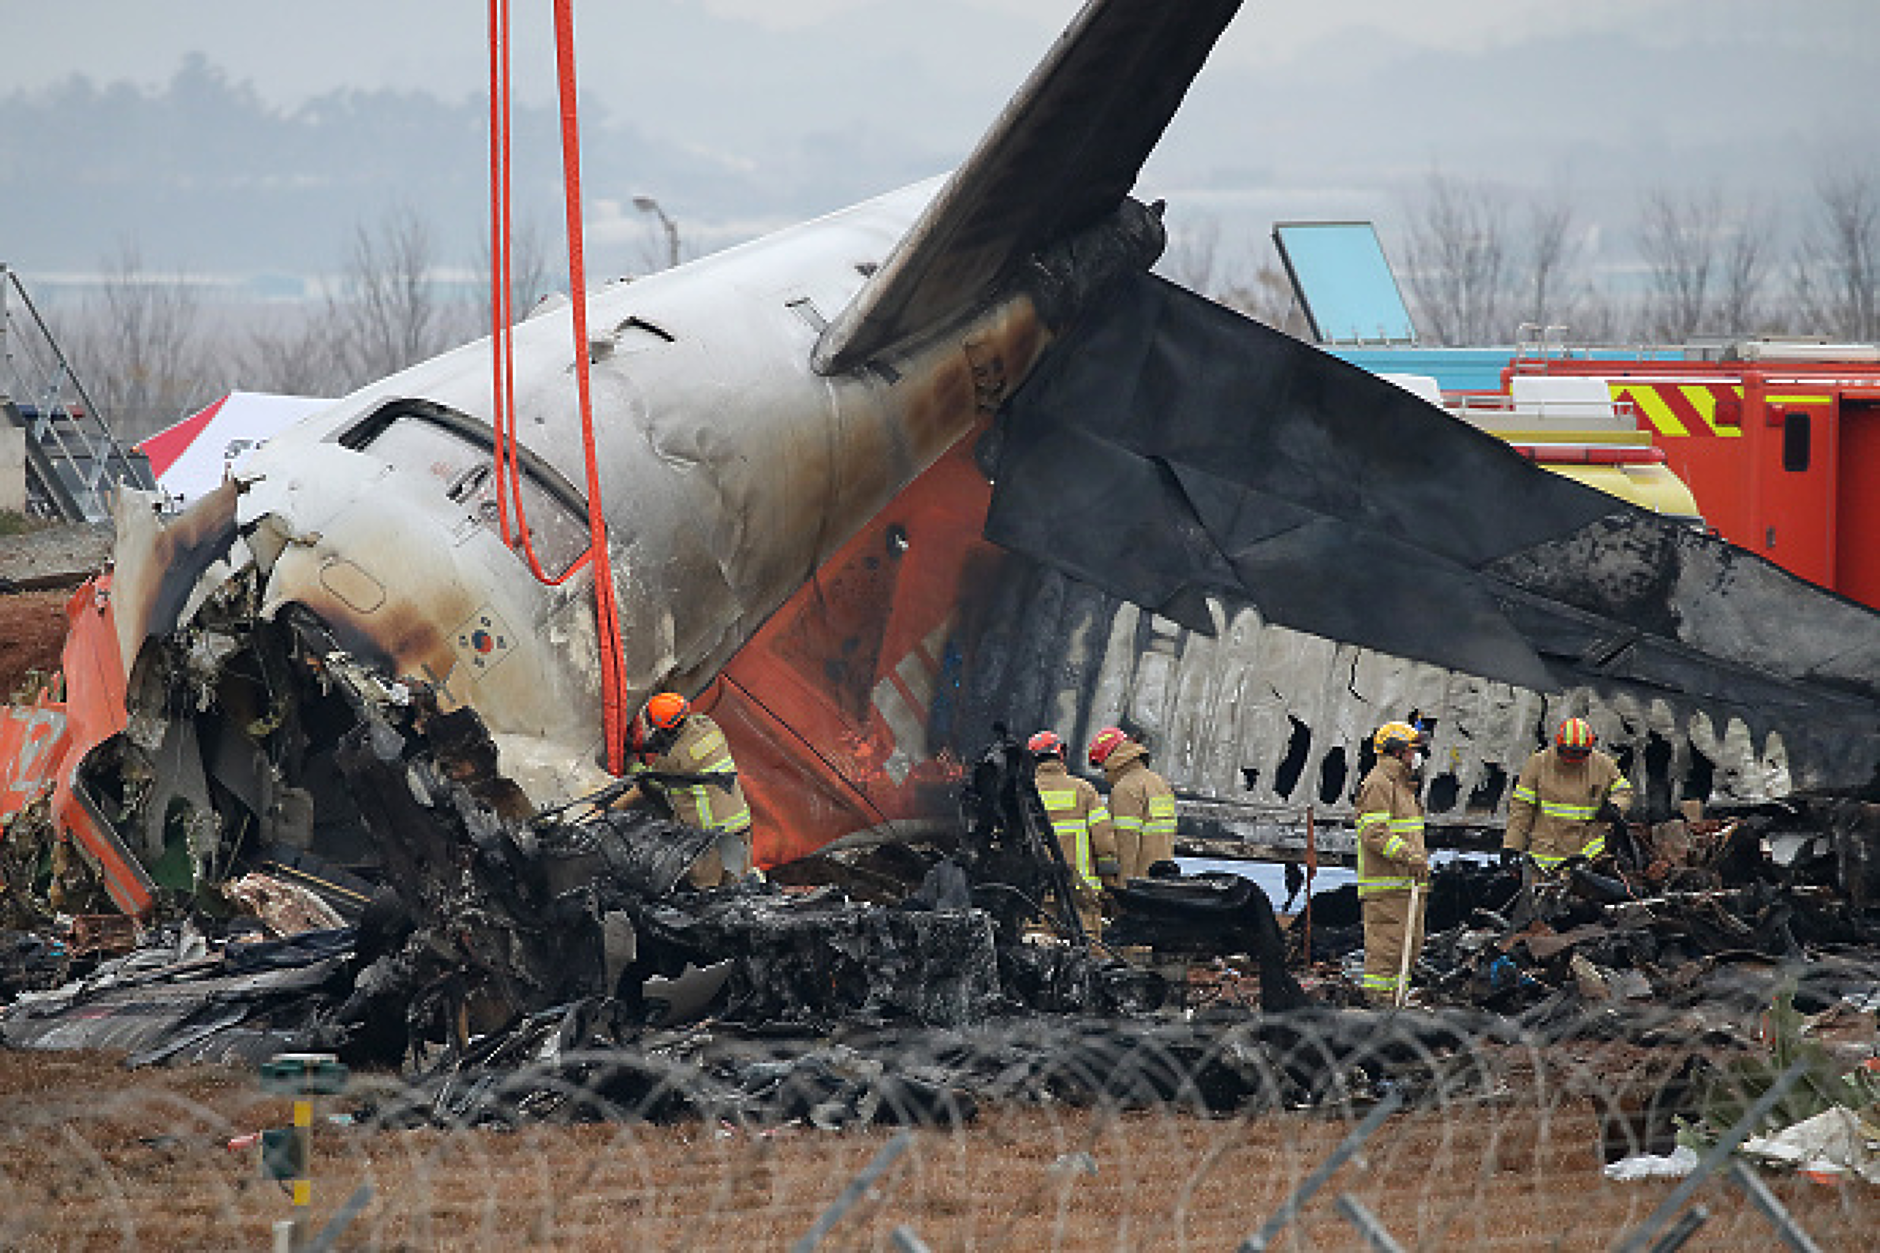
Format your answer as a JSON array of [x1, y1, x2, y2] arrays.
[[1103, 744, 1177, 878], [1354, 755, 1425, 898], [632, 712, 751, 834], [1503, 746, 1632, 866], [1035, 758, 1113, 889]]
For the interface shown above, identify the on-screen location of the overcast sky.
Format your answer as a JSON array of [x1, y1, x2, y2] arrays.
[[14, 1, 1867, 108], [9, 1, 1877, 287], [15, 1, 1868, 109]]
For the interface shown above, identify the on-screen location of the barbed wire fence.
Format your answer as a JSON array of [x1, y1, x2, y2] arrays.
[[2, 1001, 1871, 1251]]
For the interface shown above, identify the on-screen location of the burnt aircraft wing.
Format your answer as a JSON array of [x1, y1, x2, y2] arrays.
[[813, 0, 1243, 373], [985, 272, 1880, 783]]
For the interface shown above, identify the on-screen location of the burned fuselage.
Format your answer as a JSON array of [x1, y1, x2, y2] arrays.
[[18, 0, 1880, 932]]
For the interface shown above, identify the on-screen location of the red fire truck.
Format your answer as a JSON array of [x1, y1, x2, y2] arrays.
[[1509, 341, 1880, 610]]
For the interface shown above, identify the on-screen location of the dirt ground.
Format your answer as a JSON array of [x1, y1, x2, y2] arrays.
[[0, 589, 69, 700], [0, 1048, 1872, 1251]]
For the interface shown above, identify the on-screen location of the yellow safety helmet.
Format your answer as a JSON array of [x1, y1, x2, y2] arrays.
[[1373, 720, 1422, 756]]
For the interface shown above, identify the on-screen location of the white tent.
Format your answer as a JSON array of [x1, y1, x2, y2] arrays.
[[137, 391, 331, 505]]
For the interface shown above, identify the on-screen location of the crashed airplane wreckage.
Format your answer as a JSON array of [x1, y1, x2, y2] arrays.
[[3, 0, 1880, 1098]]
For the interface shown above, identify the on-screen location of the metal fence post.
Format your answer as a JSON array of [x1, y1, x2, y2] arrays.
[[1645, 1205, 1708, 1253], [1727, 1162, 1824, 1253], [305, 1184, 374, 1253], [1334, 1193, 1407, 1253], [792, 1129, 914, 1252], [1237, 1088, 1404, 1252], [888, 1225, 933, 1253]]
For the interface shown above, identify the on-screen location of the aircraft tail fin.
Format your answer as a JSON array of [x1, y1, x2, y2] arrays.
[[812, 0, 1242, 374]]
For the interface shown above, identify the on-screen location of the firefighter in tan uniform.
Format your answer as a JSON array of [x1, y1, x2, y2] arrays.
[[1087, 726, 1178, 880], [1355, 721, 1430, 1007], [1501, 717, 1633, 881], [618, 692, 754, 889], [1029, 731, 1120, 939]]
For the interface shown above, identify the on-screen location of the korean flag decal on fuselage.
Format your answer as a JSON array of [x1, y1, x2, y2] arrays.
[[452, 606, 517, 677]]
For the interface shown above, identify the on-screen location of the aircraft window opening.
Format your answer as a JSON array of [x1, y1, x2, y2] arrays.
[[1782, 411, 1812, 472], [338, 404, 591, 577]]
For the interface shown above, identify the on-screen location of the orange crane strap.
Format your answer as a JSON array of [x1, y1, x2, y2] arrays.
[[488, 0, 631, 774]]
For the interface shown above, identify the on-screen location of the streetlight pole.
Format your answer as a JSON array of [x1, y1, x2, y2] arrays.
[[632, 195, 680, 270]]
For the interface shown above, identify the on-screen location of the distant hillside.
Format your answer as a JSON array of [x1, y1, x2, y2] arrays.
[[4, 7, 1874, 291]]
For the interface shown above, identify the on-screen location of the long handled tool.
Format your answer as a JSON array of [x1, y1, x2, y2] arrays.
[[1394, 880, 1422, 1009]]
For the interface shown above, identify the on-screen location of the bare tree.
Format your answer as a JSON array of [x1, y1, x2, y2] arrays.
[[1718, 197, 1779, 336], [323, 204, 459, 389], [1637, 186, 1734, 343], [1400, 170, 1511, 346], [1517, 189, 1589, 339], [59, 241, 225, 440], [472, 215, 559, 336], [237, 304, 348, 398], [1792, 167, 1880, 341], [1637, 185, 1779, 341]]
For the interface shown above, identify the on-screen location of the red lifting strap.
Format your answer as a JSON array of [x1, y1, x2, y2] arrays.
[[487, 0, 632, 774]]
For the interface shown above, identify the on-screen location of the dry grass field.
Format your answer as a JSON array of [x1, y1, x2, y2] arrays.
[[2, 1046, 1872, 1251]]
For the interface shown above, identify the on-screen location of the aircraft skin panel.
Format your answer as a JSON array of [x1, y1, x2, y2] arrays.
[[208, 180, 1054, 804], [713, 425, 1003, 866], [712, 273, 1880, 862], [708, 431, 1838, 867]]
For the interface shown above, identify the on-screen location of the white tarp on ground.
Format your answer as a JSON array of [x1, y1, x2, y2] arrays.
[[1742, 1106, 1880, 1183], [137, 391, 330, 505]]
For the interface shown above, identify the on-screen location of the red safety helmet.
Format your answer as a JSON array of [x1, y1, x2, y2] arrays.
[[1555, 716, 1596, 760], [1026, 730, 1065, 758], [1087, 726, 1129, 767]]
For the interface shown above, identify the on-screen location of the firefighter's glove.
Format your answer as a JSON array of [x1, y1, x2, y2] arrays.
[[1498, 846, 1523, 871], [1597, 801, 1626, 825], [1096, 856, 1122, 883], [1406, 852, 1430, 882]]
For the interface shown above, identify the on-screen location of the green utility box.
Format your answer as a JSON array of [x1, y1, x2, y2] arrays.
[[259, 1052, 349, 1096], [260, 1128, 307, 1181]]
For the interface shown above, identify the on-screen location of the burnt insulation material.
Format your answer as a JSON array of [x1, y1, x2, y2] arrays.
[[1105, 873, 1309, 1010], [986, 271, 1880, 790], [633, 889, 1003, 1028], [0, 927, 355, 1063], [375, 1007, 1500, 1129]]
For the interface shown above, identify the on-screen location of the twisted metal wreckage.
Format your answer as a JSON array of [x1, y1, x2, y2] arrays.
[[3, 0, 1880, 1115]]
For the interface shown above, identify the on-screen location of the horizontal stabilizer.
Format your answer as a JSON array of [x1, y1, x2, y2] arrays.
[[986, 273, 1880, 784], [813, 0, 1242, 373]]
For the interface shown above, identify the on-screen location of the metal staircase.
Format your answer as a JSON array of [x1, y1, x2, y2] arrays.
[[1, 262, 154, 521]]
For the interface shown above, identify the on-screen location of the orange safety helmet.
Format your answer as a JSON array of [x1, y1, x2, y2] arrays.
[[630, 692, 691, 754], [1373, 720, 1423, 756], [1026, 730, 1065, 758], [644, 691, 691, 731], [1555, 716, 1596, 759], [1087, 726, 1130, 767]]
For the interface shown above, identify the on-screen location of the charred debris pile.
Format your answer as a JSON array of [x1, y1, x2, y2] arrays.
[[3, 630, 1879, 1128]]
